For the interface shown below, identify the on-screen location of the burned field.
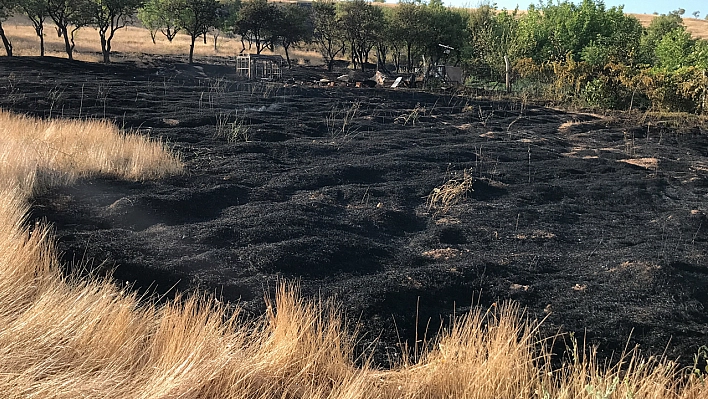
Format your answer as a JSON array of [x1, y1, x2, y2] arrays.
[[2, 56, 707, 366]]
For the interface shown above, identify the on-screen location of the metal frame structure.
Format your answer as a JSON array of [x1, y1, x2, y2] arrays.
[[235, 54, 284, 80]]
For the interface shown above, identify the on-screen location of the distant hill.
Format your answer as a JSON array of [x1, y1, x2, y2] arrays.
[[632, 13, 708, 39]]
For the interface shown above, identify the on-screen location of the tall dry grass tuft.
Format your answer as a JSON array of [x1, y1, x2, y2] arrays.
[[0, 109, 183, 196], [383, 302, 540, 398], [0, 108, 706, 398]]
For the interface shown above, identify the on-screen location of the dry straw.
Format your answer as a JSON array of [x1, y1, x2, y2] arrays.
[[427, 169, 474, 215]]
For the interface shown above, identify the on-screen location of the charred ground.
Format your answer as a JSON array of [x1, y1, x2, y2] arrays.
[[2, 56, 707, 366]]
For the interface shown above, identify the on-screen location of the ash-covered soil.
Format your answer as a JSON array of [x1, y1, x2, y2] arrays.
[[2, 56, 707, 366]]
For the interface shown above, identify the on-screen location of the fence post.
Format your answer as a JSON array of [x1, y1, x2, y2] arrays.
[[505, 56, 511, 93]]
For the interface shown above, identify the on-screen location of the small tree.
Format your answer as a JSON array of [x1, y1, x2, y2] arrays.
[[465, 3, 521, 78], [312, 0, 344, 71], [20, 0, 49, 56], [210, 0, 239, 51], [172, 0, 219, 63], [391, 0, 426, 72], [417, 0, 468, 74], [138, 0, 180, 43], [87, 0, 144, 63], [235, 0, 279, 54], [693, 11, 700, 19], [276, 3, 312, 68], [374, 6, 394, 71], [655, 28, 695, 70], [47, 0, 93, 60], [338, 0, 384, 70], [641, 11, 686, 64], [0, 0, 17, 56]]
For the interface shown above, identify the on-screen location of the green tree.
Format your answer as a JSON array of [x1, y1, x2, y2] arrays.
[[338, 0, 384, 70], [417, 0, 468, 75], [640, 11, 685, 64], [465, 3, 520, 78], [86, 0, 144, 63], [47, 0, 93, 60], [172, 0, 219, 63], [691, 39, 708, 69], [312, 0, 344, 71], [138, 0, 180, 43], [276, 3, 312, 68], [0, 0, 17, 56], [516, 0, 642, 65], [209, 0, 240, 51], [655, 28, 695, 70], [20, 0, 49, 56], [391, 0, 425, 72], [374, 6, 394, 71], [236, 0, 279, 54]]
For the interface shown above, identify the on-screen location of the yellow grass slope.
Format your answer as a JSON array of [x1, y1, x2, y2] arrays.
[[0, 113, 707, 396], [632, 14, 708, 39], [3, 17, 322, 64]]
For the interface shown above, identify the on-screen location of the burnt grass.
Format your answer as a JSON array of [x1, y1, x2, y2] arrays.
[[2, 56, 708, 367]]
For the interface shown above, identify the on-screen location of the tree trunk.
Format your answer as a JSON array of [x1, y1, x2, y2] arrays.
[[0, 22, 13, 57], [406, 44, 412, 73], [101, 35, 110, 63], [189, 35, 196, 63], [284, 44, 292, 68], [61, 26, 72, 60], [150, 30, 156, 44], [33, 24, 45, 56], [203, 32, 207, 44]]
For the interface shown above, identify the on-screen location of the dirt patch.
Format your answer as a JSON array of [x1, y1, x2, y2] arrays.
[[619, 157, 659, 170], [3, 56, 708, 367]]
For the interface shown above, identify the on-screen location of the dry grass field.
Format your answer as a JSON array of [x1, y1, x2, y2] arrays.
[[2, 15, 323, 64]]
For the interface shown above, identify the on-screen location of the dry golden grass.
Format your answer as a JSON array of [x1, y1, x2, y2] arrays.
[[3, 17, 324, 64], [0, 109, 183, 196], [427, 169, 474, 216]]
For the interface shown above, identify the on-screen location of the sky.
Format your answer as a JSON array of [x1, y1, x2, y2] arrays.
[[443, 0, 706, 16]]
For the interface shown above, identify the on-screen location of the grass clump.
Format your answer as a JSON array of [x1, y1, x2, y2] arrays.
[[0, 109, 183, 196], [427, 169, 474, 216], [216, 112, 251, 142]]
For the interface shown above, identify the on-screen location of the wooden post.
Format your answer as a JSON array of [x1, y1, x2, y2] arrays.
[[504, 56, 511, 93]]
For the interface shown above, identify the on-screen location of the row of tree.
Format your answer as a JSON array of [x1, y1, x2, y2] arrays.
[[0, 0, 467, 69], [0, 0, 145, 62], [1, 0, 707, 112], [135, 0, 467, 72]]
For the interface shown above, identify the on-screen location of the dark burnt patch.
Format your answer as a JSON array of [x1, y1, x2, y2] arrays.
[[3, 57, 707, 368]]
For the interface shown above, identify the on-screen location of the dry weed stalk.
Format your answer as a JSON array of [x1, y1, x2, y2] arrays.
[[427, 169, 474, 215], [326, 102, 362, 146], [394, 103, 424, 126]]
